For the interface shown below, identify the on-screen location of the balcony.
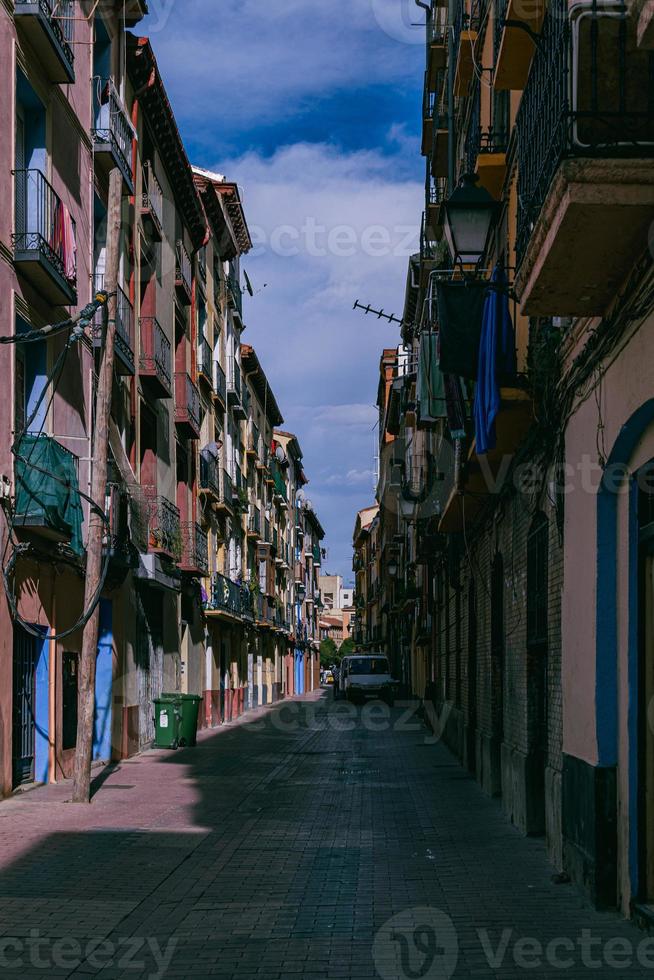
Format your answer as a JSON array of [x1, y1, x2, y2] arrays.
[[134, 488, 181, 561], [431, 109, 449, 179], [12, 169, 77, 306], [13, 434, 82, 551], [515, 0, 654, 316], [247, 422, 260, 458], [464, 82, 508, 199], [214, 468, 234, 513], [269, 458, 287, 502], [426, 7, 447, 90], [92, 77, 134, 193], [227, 360, 247, 420], [494, 0, 546, 91], [15, 0, 74, 83], [199, 452, 220, 500], [140, 161, 163, 241], [247, 507, 261, 538], [175, 241, 192, 305], [139, 316, 172, 398], [422, 82, 436, 157], [93, 280, 135, 376], [227, 274, 243, 325], [174, 373, 201, 439], [439, 387, 533, 533], [453, 2, 479, 97], [212, 361, 227, 408], [426, 177, 447, 241], [197, 334, 212, 386], [206, 574, 254, 621], [179, 521, 209, 576], [255, 592, 274, 627]]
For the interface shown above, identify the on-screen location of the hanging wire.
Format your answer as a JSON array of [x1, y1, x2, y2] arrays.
[[1, 292, 116, 640]]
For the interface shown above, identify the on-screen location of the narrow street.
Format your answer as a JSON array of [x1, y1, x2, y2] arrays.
[[0, 691, 652, 979]]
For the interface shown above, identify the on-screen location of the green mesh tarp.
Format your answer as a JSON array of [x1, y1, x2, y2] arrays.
[[417, 332, 447, 424], [14, 433, 84, 555]]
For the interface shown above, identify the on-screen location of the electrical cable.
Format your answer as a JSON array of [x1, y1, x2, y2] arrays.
[[2, 293, 115, 640]]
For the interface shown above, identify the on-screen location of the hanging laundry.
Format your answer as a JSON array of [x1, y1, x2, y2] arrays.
[[474, 266, 517, 455], [416, 331, 447, 425], [51, 200, 77, 283], [436, 279, 487, 380]]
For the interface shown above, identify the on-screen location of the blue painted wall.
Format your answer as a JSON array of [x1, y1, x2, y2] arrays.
[[93, 599, 113, 761], [33, 629, 49, 784]]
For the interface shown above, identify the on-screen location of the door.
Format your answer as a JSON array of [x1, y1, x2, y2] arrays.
[[15, 111, 26, 237], [640, 533, 654, 898], [467, 581, 478, 773], [136, 589, 164, 749], [12, 625, 38, 788]]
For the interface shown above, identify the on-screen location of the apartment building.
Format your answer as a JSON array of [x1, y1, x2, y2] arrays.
[[355, 0, 654, 914], [0, 2, 326, 799]]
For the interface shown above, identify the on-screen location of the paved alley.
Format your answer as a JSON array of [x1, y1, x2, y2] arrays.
[[0, 691, 653, 979]]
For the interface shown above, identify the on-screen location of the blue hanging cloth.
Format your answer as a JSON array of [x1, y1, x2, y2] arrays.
[[474, 266, 517, 455]]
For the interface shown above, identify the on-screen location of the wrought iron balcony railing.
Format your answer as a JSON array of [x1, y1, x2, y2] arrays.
[[222, 469, 233, 507], [227, 274, 243, 320], [15, 0, 75, 82], [515, 0, 654, 267], [139, 316, 172, 397], [198, 334, 212, 380], [93, 277, 134, 375], [199, 452, 220, 497], [179, 521, 209, 576], [213, 361, 227, 405], [92, 77, 134, 190], [134, 487, 181, 560], [174, 372, 201, 438], [248, 508, 261, 536], [175, 240, 192, 302], [208, 573, 253, 619], [141, 161, 163, 239], [13, 168, 77, 304]]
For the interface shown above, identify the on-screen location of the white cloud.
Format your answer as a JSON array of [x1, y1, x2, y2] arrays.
[[139, 4, 424, 578]]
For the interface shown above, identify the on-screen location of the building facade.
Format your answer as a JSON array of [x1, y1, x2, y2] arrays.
[[354, 0, 654, 917], [0, 2, 325, 799]]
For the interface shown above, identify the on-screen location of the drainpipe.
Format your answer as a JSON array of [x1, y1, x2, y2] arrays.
[[448, 0, 456, 189], [129, 96, 140, 473], [48, 595, 56, 784]]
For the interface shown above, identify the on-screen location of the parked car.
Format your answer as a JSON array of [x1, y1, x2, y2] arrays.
[[339, 654, 395, 705]]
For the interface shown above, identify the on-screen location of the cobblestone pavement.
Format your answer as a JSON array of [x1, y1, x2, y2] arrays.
[[1, 691, 654, 979]]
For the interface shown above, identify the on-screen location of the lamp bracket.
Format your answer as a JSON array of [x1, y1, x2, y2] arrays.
[[501, 19, 545, 51]]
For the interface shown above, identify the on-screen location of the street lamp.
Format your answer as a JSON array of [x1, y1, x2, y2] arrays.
[[399, 494, 419, 522], [443, 172, 499, 269], [388, 560, 398, 578]]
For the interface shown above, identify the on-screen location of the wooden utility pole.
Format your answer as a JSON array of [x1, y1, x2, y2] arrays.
[[72, 167, 122, 803]]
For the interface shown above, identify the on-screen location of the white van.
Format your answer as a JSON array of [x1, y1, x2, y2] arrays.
[[339, 654, 395, 705]]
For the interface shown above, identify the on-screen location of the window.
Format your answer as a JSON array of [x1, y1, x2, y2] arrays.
[[527, 514, 549, 649]]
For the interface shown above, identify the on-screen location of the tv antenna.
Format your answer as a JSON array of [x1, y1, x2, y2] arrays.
[[353, 300, 404, 327]]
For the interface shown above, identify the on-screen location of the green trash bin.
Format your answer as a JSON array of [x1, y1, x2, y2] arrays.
[[153, 697, 181, 749], [177, 694, 202, 747]]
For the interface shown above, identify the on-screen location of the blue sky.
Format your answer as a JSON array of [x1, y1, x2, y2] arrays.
[[142, 0, 426, 583]]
